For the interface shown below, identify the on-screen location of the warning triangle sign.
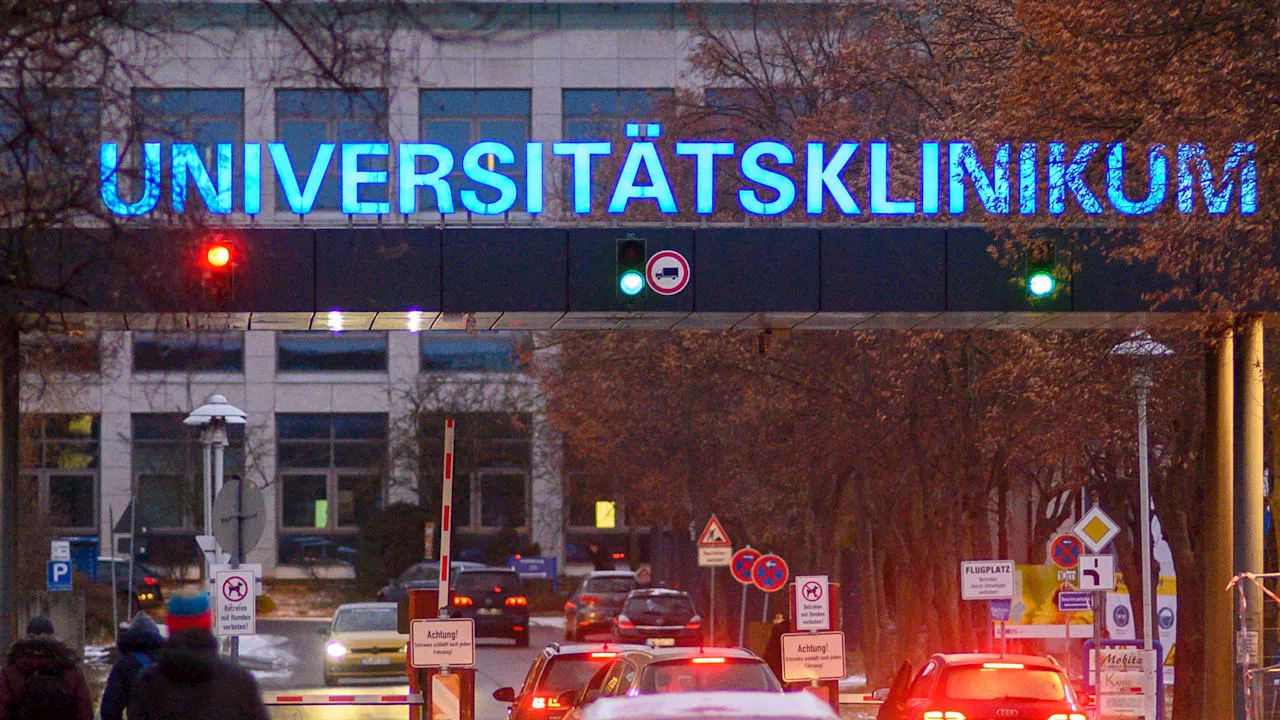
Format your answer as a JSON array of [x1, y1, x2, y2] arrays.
[[698, 515, 732, 547]]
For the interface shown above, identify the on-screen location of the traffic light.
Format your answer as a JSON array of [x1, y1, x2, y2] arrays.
[[193, 234, 238, 307], [1024, 239, 1058, 299], [616, 235, 647, 299]]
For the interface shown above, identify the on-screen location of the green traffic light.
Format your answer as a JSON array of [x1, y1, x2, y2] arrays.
[[1027, 271, 1056, 298], [619, 269, 645, 296]]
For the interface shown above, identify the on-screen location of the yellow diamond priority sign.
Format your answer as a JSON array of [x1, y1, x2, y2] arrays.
[[1073, 506, 1120, 553]]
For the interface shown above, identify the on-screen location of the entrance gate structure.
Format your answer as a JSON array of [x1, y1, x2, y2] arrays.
[[1, 223, 1268, 720]]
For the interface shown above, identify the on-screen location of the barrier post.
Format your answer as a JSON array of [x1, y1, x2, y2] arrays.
[[407, 588, 436, 720]]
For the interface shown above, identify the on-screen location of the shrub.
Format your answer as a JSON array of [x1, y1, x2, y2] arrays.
[[355, 503, 430, 596]]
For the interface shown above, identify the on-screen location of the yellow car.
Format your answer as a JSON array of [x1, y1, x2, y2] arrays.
[[321, 602, 408, 686]]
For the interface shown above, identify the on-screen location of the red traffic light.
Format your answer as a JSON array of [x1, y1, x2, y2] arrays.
[[206, 244, 231, 268]]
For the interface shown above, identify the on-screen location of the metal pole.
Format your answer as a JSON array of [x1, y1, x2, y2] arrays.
[[762, 591, 769, 624], [202, 438, 213, 537], [0, 320, 20, 653], [1205, 326, 1235, 720], [1237, 315, 1265, 706], [213, 428, 238, 662], [709, 568, 716, 646], [1135, 375, 1154, 653], [110, 507, 118, 645], [1093, 591, 1104, 709], [127, 473, 138, 620], [438, 419, 455, 613], [738, 582, 749, 647]]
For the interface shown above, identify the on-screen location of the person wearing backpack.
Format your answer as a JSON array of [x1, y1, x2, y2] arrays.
[[0, 616, 93, 720], [128, 591, 267, 720], [100, 612, 164, 720]]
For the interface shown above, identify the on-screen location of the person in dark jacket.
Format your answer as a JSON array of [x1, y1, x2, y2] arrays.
[[127, 591, 268, 720], [762, 612, 788, 685], [0, 616, 93, 720], [100, 612, 164, 720], [588, 542, 612, 571]]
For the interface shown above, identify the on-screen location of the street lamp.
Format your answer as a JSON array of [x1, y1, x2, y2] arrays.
[[184, 394, 247, 547], [1109, 329, 1173, 655]]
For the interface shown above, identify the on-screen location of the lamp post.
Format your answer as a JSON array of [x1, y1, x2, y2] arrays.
[[1109, 330, 1172, 660], [184, 394, 247, 604]]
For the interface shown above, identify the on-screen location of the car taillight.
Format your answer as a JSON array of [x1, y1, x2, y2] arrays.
[[923, 712, 966, 720], [1047, 715, 1087, 720], [981, 662, 1024, 669], [453, 595, 474, 607], [530, 695, 564, 710], [685, 617, 702, 630], [616, 615, 635, 630], [142, 577, 159, 586], [506, 596, 528, 607], [580, 595, 600, 605], [590, 652, 617, 658], [691, 657, 725, 664], [565, 601, 576, 612]]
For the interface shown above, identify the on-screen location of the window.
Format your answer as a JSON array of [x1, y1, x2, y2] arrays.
[[419, 89, 530, 212], [277, 331, 388, 372], [277, 413, 387, 563], [418, 413, 531, 530], [561, 89, 672, 209], [941, 666, 1066, 701], [420, 332, 527, 372], [275, 89, 387, 212], [21, 414, 99, 532], [0, 89, 99, 202], [637, 660, 778, 694], [21, 335, 99, 374], [133, 331, 244, 372], [131, 413, 245, 531], [134, 89, 244, 166]]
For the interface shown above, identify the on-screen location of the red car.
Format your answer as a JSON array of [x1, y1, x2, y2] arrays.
[[876, 653, 1087, 720]]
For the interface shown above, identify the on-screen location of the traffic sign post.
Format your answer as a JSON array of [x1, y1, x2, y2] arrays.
[[697, 515, 732, 645], [794, 576, 831, 632], [731, 547, 761, 647], [215, 569, 256, 636], [46, 561, 72, 592]]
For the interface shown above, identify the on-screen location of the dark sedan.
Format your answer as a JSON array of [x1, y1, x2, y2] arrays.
[[612, 589, 703, 647], [95, 557, 165, 610], [564, 571, 637, 642], [375, 560, 485, 603], [443, 567, 531, 646]]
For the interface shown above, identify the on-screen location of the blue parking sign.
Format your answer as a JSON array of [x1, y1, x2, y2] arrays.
[[47, 561, 72, 592]]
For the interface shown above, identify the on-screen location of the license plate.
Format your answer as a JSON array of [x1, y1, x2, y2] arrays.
[[650, 638, 676, 647], [361, 657, 392, 666], [478, 608, 502, 615]]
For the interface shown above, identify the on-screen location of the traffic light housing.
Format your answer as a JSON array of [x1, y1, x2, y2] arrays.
[[193, 234, 238, 307], [616, 235, 647, 300], [1024, 239, 1058, 300]]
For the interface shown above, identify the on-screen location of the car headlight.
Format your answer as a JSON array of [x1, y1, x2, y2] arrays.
[[325, 641, 348, 658]]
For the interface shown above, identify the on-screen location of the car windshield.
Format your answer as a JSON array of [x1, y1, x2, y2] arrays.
[[637, 659, 779, 694], [943, 666, 1067, 701], [622, 595, 694, 624], [537, 656, 620, 694], [333, 608, 398, 633], [455, 572, 521, 594], [400, 563, 440, 583], [584, 577, 636, 594]]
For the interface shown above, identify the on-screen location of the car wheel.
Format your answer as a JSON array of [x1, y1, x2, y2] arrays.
[[516, 628, 530, 648]]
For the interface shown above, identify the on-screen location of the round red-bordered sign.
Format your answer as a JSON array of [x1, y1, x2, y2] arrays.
[[1050, 534, 1083, 569], [731, 548, 761, 585], [751, 554, 789, 593], [645, 250, 690, 296]]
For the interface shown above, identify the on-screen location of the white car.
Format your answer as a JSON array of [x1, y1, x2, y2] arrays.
[[580, 691, 840, 720]]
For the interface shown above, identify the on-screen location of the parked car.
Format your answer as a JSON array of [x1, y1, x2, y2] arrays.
[[581, 691, 839, 720], [95, 557, 165, 610], [874, 654, 1086, 720], [375, 560, 486, 603], [443, 567, 530, 646], [612, 589, 702, 647], [565, 571, 637, 642], [320, 602, 408, 686], [561, 646, 782, 720], [493, 642, 647, 720]]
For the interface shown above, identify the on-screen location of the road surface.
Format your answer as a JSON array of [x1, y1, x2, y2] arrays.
[[258, 619, 559, 720]]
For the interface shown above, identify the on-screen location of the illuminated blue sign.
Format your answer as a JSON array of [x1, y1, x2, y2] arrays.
[[99, 127, 1257, 218]]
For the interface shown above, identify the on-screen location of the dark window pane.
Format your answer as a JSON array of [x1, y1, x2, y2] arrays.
[[480, 474, 526, 528], [333, 414, 387, 440], [477, 90, 530, 116], [276, 414, 330, 440], [133, 331, 244, 372], [21, 336, 99, 373], [453, 571, 521, 594], [282, 475, 328, 528], [46, 442, 98, 470], [421, 333, 523, 372], [277, 442, 330, 468], [44, 414, 99, 440], [138, 474, 186, 529], [453, 476, 471, 528], [421, 90, 476, 117], [333, 443, 384, 468], [48, 475, 94, 528], [132, 414, 191, 440], [277, 332, 388, 372], [338, 475, 381, 527]]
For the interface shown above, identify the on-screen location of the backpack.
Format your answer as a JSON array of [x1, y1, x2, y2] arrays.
[[13, 664, 77, 720]]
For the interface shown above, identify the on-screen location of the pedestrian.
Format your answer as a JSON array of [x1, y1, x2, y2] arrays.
[[762, 612, 787, 684], [0, 616, 93, 720], [100, 612, 164, 720], [588, 542, 612, 571], [127, 591, 268, 720]]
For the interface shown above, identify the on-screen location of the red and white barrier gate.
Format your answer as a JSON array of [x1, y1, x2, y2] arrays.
[[264, 693, 424, 706]]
